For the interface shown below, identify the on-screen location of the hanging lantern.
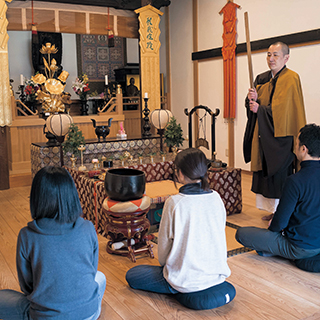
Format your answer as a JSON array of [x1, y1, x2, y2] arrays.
[[45, 114, 73, 166], [150, 109, 172, 151], [150, 109, 172, 130], [108, 29, 115, 48], [46, 114, 73, 142]]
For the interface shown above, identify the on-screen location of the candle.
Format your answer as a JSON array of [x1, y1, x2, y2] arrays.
[[144, 92, 148, 99], [20, 74, 24, 86], [105, 75, 108, 85]]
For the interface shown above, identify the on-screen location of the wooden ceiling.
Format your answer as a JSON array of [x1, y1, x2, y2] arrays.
[[30, 0, 171, 10]]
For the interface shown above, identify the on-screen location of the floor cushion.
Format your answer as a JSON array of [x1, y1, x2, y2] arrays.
[[294, 253, 320, 272], [174, 281, 236, 310]]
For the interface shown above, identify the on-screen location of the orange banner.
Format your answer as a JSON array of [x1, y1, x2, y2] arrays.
[[219, 1, 240, 119]]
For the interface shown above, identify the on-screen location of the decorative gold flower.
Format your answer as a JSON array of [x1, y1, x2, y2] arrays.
[[31, 73, 46, 84], [42, 98, 65, 113], [50, 58, 58, 73], [45, 78, 65, 95], [40, 43, 58, 55], [58, 71, 69, 83], [37, 90, 50, 101]]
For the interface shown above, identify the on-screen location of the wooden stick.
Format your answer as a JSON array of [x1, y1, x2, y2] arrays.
[[244, 12, 254, 88]]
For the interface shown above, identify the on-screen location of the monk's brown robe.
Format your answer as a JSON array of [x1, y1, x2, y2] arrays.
[[243, 67, 306, 198]]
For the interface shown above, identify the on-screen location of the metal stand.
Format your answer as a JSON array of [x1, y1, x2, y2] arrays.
[[142, 97, 151, 136], [184, 105, 225, 168], [157, 128, 165, 152], [17, 85, 26, 103]]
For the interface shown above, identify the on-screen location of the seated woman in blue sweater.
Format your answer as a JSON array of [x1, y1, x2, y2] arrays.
[[0, 166, 106, 320], [236, 123, 320, 259], [126, 148, 235, 310]]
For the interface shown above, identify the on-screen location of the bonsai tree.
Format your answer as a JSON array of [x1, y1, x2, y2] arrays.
[[164, 116, 184, 149], [62, 123, 86, 157]]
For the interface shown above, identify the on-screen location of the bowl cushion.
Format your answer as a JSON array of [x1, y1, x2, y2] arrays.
[[103, 195, 151, 213]]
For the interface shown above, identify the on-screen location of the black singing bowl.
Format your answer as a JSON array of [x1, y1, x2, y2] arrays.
[[104, 168, 146, 201]]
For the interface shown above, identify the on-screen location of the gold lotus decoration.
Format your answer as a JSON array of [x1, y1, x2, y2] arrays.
[[33, 42, 70, 114], [45, 79, 65, 95], [58, 71, 69, 83]]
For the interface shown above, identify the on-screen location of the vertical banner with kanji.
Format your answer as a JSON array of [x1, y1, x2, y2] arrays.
[[135, 5, 163, 113], [219, 1, 240, 119]]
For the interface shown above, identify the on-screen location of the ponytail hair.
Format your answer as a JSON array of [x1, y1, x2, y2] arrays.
[[173, 148, 210, 191]]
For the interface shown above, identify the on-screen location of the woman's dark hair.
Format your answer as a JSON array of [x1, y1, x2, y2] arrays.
[[173, 148, 210, 191], [30, 166, 83, 223], [299, 123, 320, 157]]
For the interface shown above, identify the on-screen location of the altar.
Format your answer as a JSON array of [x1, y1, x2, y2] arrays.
[[31, 135, 162, 177], [64, 161, 242, 237]]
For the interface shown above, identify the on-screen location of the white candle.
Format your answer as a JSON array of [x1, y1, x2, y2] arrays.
[[20, 74, 24, 86], [105, 75, 108, 85], [144, 92, 148, 99]]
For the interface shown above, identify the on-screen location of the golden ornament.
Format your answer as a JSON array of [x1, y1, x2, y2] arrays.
[[45, 79, 65, 95]]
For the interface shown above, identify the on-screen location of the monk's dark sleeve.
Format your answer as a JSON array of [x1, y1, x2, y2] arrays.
[[243, 71, 271, 163]]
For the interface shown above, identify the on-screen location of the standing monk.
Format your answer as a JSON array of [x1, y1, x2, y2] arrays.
[[243, 42, 306, 220]]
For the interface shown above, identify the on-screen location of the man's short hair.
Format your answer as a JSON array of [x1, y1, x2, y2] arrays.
[[270, 41, 290, 55], [299, 123, 320, 157]]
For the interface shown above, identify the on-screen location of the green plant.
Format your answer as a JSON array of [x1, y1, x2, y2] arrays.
[[118, 154, 125, 161], [62, 123, 85, 157], [164, 116, 184, 148]]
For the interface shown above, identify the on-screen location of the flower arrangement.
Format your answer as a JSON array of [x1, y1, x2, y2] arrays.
[[24, 79, 40, 102], [72, 74, 90, 101], [31, 42, 70, 114]]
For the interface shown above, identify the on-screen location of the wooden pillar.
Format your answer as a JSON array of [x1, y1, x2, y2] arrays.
[[192, 0, 199, 147], [0, 0, 13, 190], [228, 119, 235, 167], [165, 6, 171, 111], [135, 5, 163, 113], [0, 126, 10, 190]]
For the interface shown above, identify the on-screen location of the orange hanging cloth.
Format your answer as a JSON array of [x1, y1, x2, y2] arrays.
[[31, 0, 38, 47], [219, 1, 240, 119], [107, 7, 114, 47]]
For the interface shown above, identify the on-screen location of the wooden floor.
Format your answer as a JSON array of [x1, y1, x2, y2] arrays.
[[1, 172, 320, 319]]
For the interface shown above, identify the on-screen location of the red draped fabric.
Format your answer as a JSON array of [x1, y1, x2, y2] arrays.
[[219, 1, 240, 119]]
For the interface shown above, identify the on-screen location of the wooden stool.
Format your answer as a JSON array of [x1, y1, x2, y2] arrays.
[[102, 196, 154, 262]]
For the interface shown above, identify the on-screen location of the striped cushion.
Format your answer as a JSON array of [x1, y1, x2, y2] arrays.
[[102, 196, 151, 213]]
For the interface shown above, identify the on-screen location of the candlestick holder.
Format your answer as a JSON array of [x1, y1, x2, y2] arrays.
[[142, 97, 152, 136], [17, 85, 26, 103], [78, 144, 87, 171]]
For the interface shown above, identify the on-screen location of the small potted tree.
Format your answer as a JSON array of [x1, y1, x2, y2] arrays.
[[164, 116, 184, 154], [62, 123, 86, 167]]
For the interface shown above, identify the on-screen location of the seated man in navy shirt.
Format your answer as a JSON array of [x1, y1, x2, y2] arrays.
[[236, 123, 320, 259]]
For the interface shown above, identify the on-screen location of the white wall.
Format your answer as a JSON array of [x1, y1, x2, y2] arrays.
[[166, 0, 320, 170], [126, 38, 139, 63], [167, 0, 194, 151]]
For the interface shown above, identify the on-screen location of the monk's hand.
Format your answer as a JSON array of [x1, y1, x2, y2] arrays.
[[249, 100, 259, 113], [248, 88, 258, 101]]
